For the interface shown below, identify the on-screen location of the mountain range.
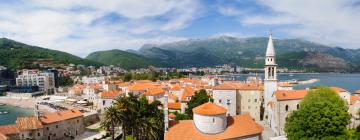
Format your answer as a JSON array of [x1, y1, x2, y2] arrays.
[[87, 36, 360, 72], [1, 36, 360, 72]]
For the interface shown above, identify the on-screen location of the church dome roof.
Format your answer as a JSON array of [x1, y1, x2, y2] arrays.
[[193, 102, 227, 115]]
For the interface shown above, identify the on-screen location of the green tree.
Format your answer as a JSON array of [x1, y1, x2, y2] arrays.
[[59, 76, 74, 87], [173, 111, 191, 120], [186, 89, 212, 118], [101, 106, 120, 140], [112, 94, 164, 140], [285, 87, 351, 139]]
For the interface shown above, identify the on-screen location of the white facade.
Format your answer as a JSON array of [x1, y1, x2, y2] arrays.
[[193, 113, 227, 134], [264, 34, 278, 124], [212, 90, 237, 116], [81, 76, 105, 84], [16, 70, 55, 94]]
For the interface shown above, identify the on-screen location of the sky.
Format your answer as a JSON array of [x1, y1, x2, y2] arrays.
[[0, 0, 359, 57]]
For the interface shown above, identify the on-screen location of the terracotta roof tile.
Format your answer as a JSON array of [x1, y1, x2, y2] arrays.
[[144, 88, 165, 96], [128, 83, 157, 91], [40, 109, 83, 124], [193, 102, 227, 115], [100, 90, 124, 98], [331, 87, 347, 93], [351, 95, 359, 105], [168, 93, 178, 101], [0, 125, 19, 135], [168, 102, 181, 110], [355, 90, 360, 94], [213, 83, 261, 90], [16, 116, 43, 130], [181, 87, 196, 101], [275, 89, 309, 101], [169, 113, 176, 119], [165, 114, 263, 140]]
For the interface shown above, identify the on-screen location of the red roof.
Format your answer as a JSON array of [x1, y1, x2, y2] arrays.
[[355, 90, 360, 94], [331, 87, 347, 93], [144, 88, 165, 96], [275, 89, 309, 101], [100, 90, 124, 98], [351, 95, 359, 105], [165, 114, 263, 140], [40, 109, 83, 124], [193, 102, 227, 116], [16, 116, 43, 130], [181, 87, 196, 101], [0, 125, 19, 135], [168, 102, 181, 110]]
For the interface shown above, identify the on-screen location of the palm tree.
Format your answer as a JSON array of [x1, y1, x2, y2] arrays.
[[101, 105, 120, 140]]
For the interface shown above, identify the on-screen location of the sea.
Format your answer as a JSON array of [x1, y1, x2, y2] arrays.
[[224, 73, 360, 93], [0, 104, 33, 125]]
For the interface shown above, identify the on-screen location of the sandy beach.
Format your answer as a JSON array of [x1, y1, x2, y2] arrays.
[[0, 97, 54, 113]]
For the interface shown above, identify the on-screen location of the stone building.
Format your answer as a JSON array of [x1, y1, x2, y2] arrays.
[[165, 102, 264, 140]]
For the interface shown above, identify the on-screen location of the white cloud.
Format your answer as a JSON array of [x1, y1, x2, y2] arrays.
[[0, 0, 199, 57], [241, 0, 360, 48]]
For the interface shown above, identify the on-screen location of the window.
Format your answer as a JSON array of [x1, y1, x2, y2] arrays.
[[285, 105, 289, 112], [248, 106, 251, 109], [56, 125, 58, 128], [227, 99, 231, 105], [46, 127, 49, 130], [102, 100, 105, 105], [77, 120, 79, 123], [219, 99, 222, 103], [254, 99, 257, 102], [29, 133, 32, 136], [297, 104, 300, 109], [248, 99, 250, 102], [38, 133, 40, 136], [213, 118, 215, 123]]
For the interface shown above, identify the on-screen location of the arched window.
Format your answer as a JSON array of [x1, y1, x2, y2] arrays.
[[285, 105, 289, 112], [213, 118, 215, 123], [297, 104, 299, 109]]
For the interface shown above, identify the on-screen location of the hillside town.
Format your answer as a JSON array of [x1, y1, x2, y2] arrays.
[[0, 34, 360, 140]]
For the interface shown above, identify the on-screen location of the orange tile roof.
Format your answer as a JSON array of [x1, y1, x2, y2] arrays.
[[278, 82, 293, 87], [193, 102, 227, 115], [40, 109, 83, 124], [331, 87, 347, 93], [0, 125, 19, 135], [168, 102, 181, 110], [169, 113, 176, 119], [165, 114, 263, 140], [351, 95, 359, 105], [168, 93, 178, 101], [128, 83, 156, 91], [213, 83, 261, 90], [116, 82, 131, 87], [170, 85, 182, 91], [144, 88, 165, 96], [355, 90, 360, 94], [275, 89, 309, 101], [181, 87, 196, 101], [134, 80, 153, 83], [100, 90, 124, 98], [0, 132, 7, 140], [16, 116, 43, 131]]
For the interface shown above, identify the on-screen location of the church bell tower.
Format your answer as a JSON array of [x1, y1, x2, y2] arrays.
[[264, 33, 278, 112]]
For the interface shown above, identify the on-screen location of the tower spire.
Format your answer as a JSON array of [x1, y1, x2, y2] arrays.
[[265, 33, 275, 57]]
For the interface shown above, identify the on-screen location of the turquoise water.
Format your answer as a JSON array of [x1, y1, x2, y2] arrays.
[[228, 73, 360, 93], [0, 104, 33, 125]]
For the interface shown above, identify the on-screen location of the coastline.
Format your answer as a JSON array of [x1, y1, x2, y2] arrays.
[[0, 97, 36, 110]]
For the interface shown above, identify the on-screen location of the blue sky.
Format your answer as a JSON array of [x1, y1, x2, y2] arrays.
[[0, 0, 359, 57]]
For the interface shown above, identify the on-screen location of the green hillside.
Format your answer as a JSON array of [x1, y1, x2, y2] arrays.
[[0, 38, 102, 70], [86, 49, 158, 69]]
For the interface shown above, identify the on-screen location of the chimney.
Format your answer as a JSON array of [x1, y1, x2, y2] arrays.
[[164, 94, 169, 133]]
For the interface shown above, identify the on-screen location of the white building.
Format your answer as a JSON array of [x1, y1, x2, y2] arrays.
[[16, 70, 55, 95], [81, 76, 105, 84], [165, 102, 264, 139], [263, 34, 278, 125]]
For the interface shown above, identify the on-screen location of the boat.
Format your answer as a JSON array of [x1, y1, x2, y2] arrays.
[[0, 103, 5, 106], [0, 111, 9, 115]]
